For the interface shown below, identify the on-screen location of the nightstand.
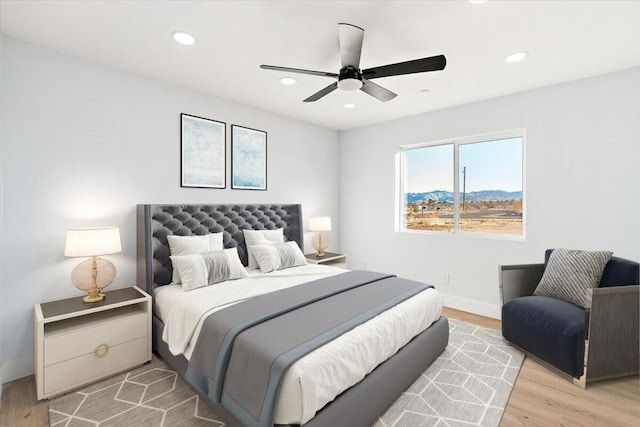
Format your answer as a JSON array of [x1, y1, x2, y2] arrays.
[[305, 252, 347, 269], [34, 286, 151, 400]]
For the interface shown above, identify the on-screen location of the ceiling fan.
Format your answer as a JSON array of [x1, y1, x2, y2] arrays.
[[260, 23, 446, 103]]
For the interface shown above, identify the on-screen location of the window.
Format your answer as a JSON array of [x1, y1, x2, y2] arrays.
[[399, 131, 524, 238]]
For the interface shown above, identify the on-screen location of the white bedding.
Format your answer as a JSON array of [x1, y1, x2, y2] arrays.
[[155, 264, 443, 425]]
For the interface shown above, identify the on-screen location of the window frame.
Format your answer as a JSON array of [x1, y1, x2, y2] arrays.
[[396, 129, 526, 241]]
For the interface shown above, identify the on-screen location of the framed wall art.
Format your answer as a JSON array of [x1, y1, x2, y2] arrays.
[[231, 125, 267, 191], [181, 113, 226, 188]]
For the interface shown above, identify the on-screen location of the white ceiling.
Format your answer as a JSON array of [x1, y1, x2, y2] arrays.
[[2, 1, 639, 131]]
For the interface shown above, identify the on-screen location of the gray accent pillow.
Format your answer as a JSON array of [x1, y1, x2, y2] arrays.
[[201, 251, 232, 286], [251, 242, 307, 273], [534, 248, 612, 308], [170, 247, 248, 291]]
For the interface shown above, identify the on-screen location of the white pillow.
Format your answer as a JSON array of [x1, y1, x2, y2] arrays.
[[251, 241, 307, 273], [170, 248, 247, 291], [242, 228, 284, 269], [167, 233, 224, 283]]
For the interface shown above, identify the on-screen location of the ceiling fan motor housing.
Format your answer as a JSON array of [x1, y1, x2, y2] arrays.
[[338, 65, 363, 90]]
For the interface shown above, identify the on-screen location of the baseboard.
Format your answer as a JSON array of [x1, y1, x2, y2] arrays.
[[442, 293, 501, 320], [1, 355, 34, 384]]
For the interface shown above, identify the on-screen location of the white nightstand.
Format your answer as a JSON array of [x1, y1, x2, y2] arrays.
[[34, 286, 152, 400], [305, 252, 348, 269]]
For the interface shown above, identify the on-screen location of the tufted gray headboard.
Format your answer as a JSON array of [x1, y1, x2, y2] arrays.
[[136, 204, 303, 292]]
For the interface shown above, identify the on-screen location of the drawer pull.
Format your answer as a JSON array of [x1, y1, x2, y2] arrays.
[[94, 343, 109, 358]]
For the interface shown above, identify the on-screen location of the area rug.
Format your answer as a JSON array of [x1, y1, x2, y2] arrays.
[[48, 356, 224, 426], [49, 318, 523, 426], [373, 318, 525, 427]]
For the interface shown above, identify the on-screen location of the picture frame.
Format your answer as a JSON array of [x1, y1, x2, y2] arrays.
[[181, 113, 226, 189], [231, 125, 267, 191]]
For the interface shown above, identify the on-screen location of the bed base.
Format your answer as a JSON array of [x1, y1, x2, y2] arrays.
[[153, 314, 449, 427]]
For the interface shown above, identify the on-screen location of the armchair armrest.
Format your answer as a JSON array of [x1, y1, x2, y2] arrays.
[[499, 263, 545, 305], [585, 285, 639, 381]]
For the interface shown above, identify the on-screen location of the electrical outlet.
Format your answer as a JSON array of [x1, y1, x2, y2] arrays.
[[360, 259, 367, 269], [442, 273, 450, 284]]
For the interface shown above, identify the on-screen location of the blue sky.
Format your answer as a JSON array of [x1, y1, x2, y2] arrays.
[[404, 137, 522, 193]]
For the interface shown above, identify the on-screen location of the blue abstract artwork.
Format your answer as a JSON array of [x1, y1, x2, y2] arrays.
[[181, 114, 226, 188], [232, 125, 267, 190]]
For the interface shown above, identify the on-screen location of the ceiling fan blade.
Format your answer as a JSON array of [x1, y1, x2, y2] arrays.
[[360, 79, 397, 102], [260, 64, 338, 78], [362, 55, 446, 80], [338, 23, 364, 68], [303, 82, 338, 102]]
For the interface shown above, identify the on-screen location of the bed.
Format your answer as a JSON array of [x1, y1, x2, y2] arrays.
[[137, 204, 449, 427]]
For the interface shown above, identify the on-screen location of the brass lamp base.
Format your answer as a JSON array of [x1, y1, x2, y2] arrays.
[[83, 285, 105, 303], [70, 256, 114, 303], [311, 232, 329, 258]]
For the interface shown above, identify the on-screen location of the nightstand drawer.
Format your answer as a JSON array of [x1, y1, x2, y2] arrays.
[[44, 336, 148, 396], [44, 309, 147, 366]]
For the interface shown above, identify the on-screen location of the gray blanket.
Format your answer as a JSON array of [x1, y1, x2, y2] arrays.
[[185, 270, 432, 427]]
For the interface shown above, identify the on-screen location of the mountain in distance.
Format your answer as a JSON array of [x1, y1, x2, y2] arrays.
[[406, 190, 522, 203], [406, 190, 452, 203]]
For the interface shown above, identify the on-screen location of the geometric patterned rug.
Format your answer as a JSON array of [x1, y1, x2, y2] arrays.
[[49, 318, 523, 427], [49, 356, 224, 426], [373, 318, 525, 427]]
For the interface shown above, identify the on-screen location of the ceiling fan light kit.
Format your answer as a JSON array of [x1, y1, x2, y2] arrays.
[[337, 65, 363, 90], [260, 23, 446, 103]]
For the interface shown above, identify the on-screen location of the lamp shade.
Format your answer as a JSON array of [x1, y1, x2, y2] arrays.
[[64, 227, 122, 257], [309, 216, 331, 232]]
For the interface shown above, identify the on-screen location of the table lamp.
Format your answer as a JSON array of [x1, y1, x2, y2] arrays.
[[309, 216, 331, 257], [64, 226, 122, 303]]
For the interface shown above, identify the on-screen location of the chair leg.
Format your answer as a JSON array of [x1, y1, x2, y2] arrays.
[[573, 368, 587, 389]]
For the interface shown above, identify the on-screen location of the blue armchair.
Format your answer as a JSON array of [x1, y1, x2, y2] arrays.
[[500, 250, 639, 387]]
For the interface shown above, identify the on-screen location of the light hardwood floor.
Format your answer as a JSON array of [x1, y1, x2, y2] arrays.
[[0, 307, 638, 426], [441, 308, 640, 427]]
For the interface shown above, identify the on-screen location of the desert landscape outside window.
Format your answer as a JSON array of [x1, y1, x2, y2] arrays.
[[399, 131, 524, 237]]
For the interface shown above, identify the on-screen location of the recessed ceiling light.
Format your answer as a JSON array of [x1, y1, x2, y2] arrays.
[[171, 31, 196, 46], [344, 103, 356, 109], [279, 77, 297, 85], [419, 89, 430, 94], [505, 51, 529, 63], [469, 0, 488, 3]]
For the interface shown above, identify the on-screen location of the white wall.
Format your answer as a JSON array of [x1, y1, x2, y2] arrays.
[[2, 35, 638, 385], [339, 68, 640, 318], [0, 37, 339, 382]]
